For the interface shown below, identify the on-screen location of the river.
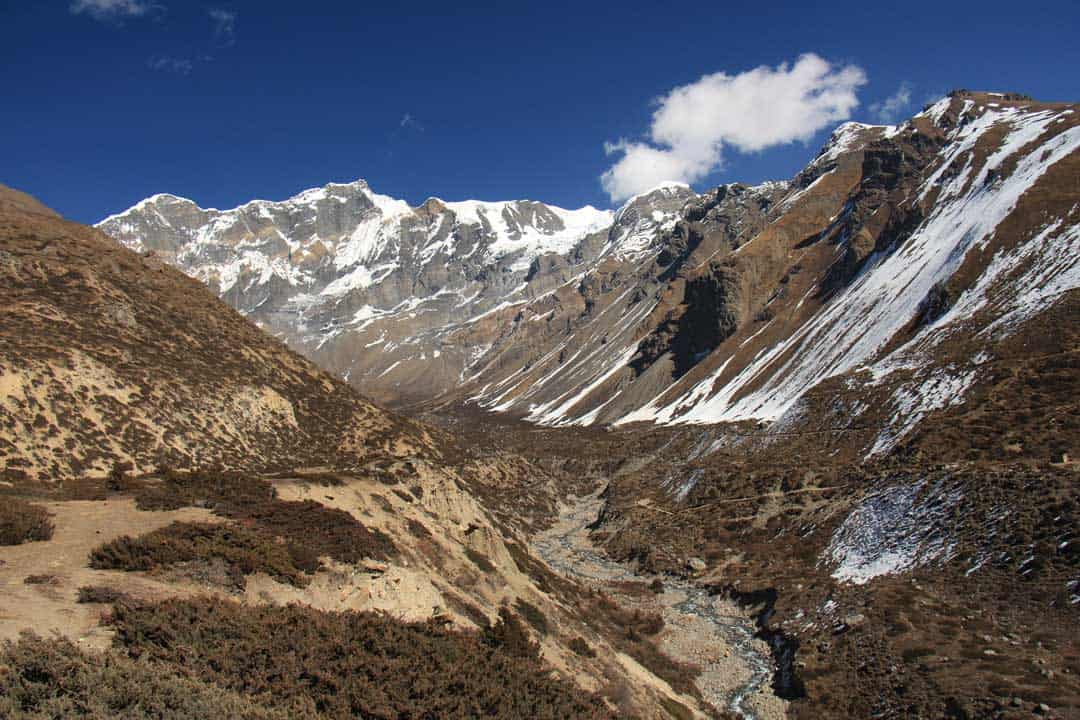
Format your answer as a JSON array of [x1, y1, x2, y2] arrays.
[[532, 491, 787, 720]]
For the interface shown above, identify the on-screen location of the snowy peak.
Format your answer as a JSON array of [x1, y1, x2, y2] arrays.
[[434, 199, 613, 270], [605, 182, 698, 258], [614, 182, 696, 219], [810, 121, 895, 169], [100, 181, 614, 273]]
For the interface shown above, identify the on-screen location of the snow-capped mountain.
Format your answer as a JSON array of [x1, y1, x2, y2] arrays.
[[98, 178, 693, 405], [99, 182, 625, 403], [99, 91, 1080, 458]]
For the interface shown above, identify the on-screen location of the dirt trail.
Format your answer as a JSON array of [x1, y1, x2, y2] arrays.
[[533, 492, 788, 720]]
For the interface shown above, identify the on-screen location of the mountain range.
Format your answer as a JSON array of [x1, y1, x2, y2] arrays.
[[101, 91, 1080, 461]]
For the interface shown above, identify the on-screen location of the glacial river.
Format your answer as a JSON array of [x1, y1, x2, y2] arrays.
[[532, 492, 785, 720]]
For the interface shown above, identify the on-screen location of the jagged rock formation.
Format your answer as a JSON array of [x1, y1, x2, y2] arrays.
[[100, 92, 1080, 459]]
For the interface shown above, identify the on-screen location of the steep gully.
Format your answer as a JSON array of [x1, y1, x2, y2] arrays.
[[532, 491, 786, 719]]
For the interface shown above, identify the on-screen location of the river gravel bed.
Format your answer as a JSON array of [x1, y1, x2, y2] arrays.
[[533, 492, 788, 720]]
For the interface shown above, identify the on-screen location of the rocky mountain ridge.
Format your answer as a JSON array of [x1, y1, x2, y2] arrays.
[[99, 92, 1080, 462], [98, 181, 623, 403]]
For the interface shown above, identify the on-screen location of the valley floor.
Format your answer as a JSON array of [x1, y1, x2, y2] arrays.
[[429, 404, 1080, 719], [533, 490, 787, 720]]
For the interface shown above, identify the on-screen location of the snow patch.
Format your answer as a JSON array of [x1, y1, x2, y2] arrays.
[[826, 479, 960, 584]]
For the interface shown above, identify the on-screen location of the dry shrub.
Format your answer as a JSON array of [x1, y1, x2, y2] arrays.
[[0, 633, 311, 719], [406, 518, 433, 539], [481, 606, 541, 660], [76, 585, 132, 605], [513, 598, 549, 636], [586, 592, 665, 637], [133, 467, 394, 565], [134, 467, 274, 511], [106, 597, 612, 719], [22, 574, 60, 586], [233, 499, 394, 563], [0, 498, 54, 545], [268, 470, 344, 487], [106, 461, 137, 492], [89, 522, 312, 589], [568, 636, 597, 657]]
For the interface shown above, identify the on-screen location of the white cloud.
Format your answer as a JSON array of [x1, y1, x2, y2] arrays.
[[147, 54, 193, 74], [870, 82, 913, 124], [600, 53, 867, 203], [209, 8, 237, 46], [70, 0, 153, 20], [602, 140, 713, 200]]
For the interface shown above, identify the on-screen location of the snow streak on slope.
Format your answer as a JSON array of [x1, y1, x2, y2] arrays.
[[619, 105, 1080, 428]]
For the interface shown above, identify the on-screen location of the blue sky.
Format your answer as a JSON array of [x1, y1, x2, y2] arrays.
[[3, 1, 1078, 223]]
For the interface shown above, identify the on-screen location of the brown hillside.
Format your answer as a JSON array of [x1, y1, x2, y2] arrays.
[[0, 186, 437, 483]]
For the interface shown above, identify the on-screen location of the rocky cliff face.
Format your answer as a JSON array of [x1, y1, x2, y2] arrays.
[[99, 92, 1080, 459]]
